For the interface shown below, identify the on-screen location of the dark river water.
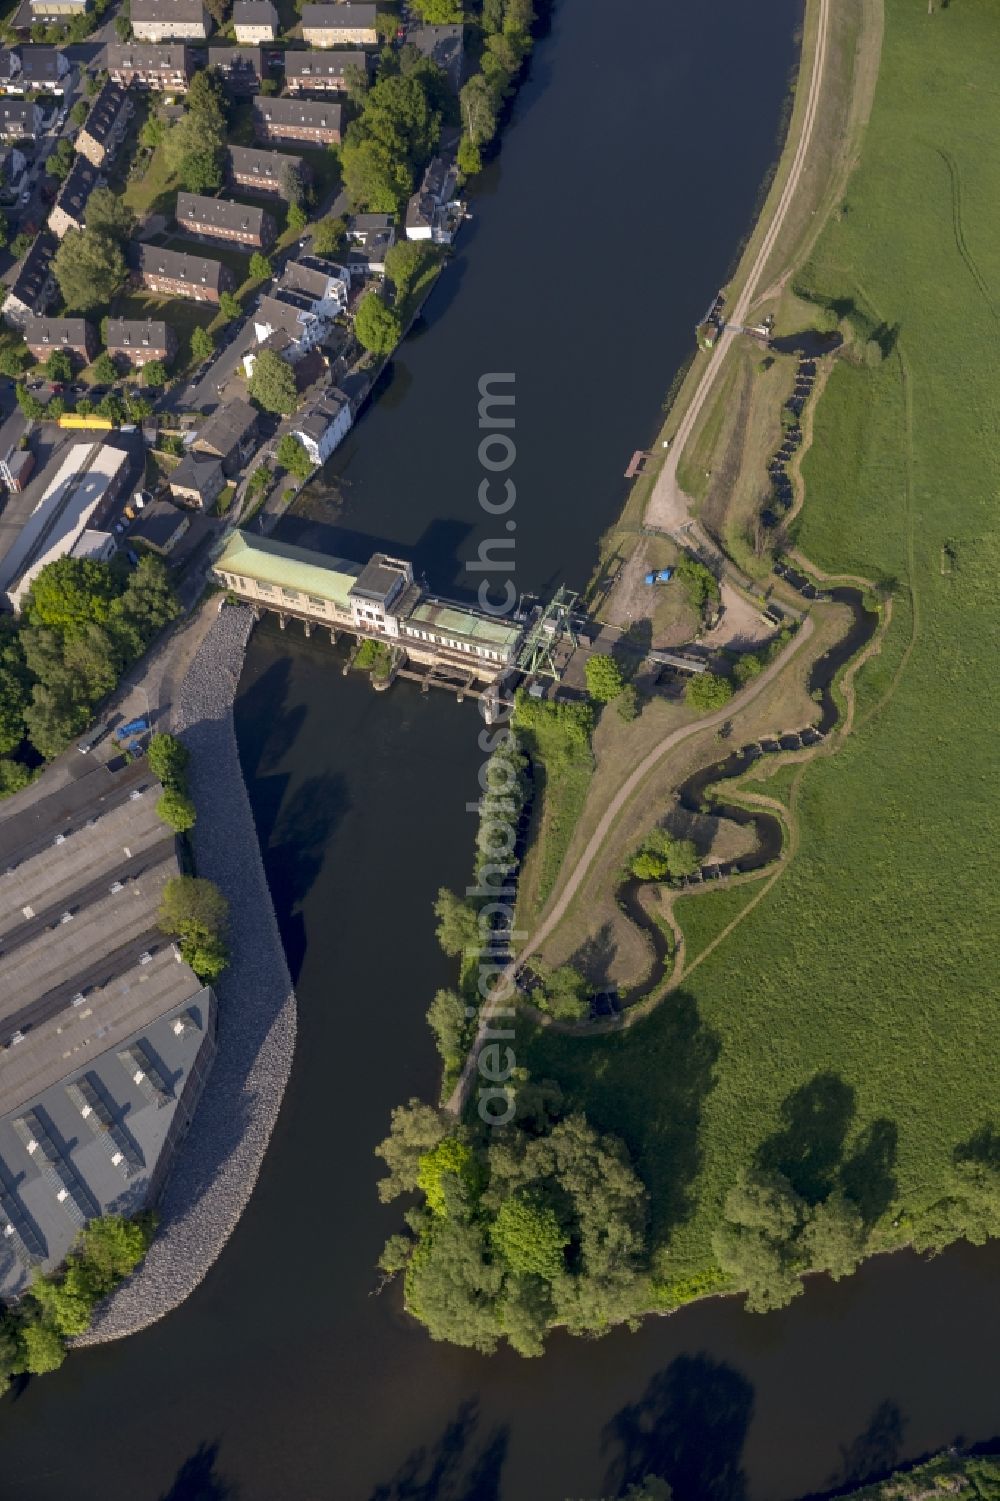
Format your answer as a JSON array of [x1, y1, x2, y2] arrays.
[[3, 1, 1000, 1498]]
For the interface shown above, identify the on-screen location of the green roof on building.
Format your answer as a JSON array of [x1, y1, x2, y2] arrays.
[[407, 599, 521, 652], [216, 530, 361, 610]]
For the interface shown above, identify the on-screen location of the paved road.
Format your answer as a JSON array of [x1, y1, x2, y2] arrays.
[[645, 0, 832, 538], [445, 614, 817, 1116]]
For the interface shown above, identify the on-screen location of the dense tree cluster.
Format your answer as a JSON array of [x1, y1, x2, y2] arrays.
[[458, 0, 536, 176], [150, 732, 197, 833], [0, 555, 179, 788], [158, 874, 229, 981], [248, 348, 297, 416], [0, 1216, 154, 1385], [276, 433, 313, 481], [164, 69, 227, 192], [341, 62, 446, 213], [354, 290, 402, 354], [376, 1098, 650, 1355], [628, 829, 698, 884]]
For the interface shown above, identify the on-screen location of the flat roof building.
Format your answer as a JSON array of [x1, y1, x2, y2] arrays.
[[0, 757, 216, 1296]]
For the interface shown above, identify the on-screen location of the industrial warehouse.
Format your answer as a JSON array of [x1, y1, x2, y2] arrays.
[[0, 757, 216, 1297]]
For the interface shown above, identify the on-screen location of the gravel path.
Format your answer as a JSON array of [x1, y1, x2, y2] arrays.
[[77, 606, 297, 1344]]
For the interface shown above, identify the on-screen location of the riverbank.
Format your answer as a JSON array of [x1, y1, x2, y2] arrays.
[[77, 606, 297, 1343]]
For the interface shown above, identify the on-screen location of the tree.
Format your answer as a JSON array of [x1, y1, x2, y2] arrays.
[[409, 0, 461, 18], [17, 1320, 66, 1375], [156, 786, 197, 832], [584, 653, 625, 704], [801, 1190, 867, 1281], [433, 886, 479, 957], [712, 1171, 806, 1314], [190, 325, 214, 363], [460, 73, 500, 149], [417, 1136, 482, 1217], [23, 679, 88, 759], [85, 186, 136, 243], [142, 360, 168, 388], [247, 347, 297, 415], [733, 653, 763, 687], [0, 344, 26, 378], [139, 113, 164, 148], [629, 829, 698, 883], [70, 99, 89, 127], [249, 251, 272, 283], [79, 1215, 152, 1290], [53, 230, 126, 313], [354, 291, 402, 355], [375, 1097, 448, 1202], [456, 134, 482, 177], [147, 731, 189, 789], [341, 135, 412, 214], [536, 963, 588, 1021], [47, 137, 74, 181], [97, 392, 125, 424], [30, 1267, 94, 1337], [114, 12, 130, 37], [617, 683, 640, 721], [15, 382, 45, 420], [158, 875, 229, 978], [111, 555, 180, 653], [426, 988, 467, 1068], [25, 556, 117, 633], [91, 350, 118, 384], [287, 200, 307, 234], [282, 160, 305, 207], [384, 239, 434, 300], [343, 61, 369, 106], [311, 214, 347, 258], [0, 213, 9, 250], [276, 432, 312, 480], [45, 348, 72, 383], [490, 1192, 569, 1279], [685, 672, 733, 712], [218, 290, 241, 323]]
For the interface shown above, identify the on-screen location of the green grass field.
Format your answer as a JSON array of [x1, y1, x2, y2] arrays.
[[523, 0, 1000, 1288]]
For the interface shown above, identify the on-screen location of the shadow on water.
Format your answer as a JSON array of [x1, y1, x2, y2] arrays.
[[828, 1400, 907, 1493], [158, 1441, 237, 1501], [368, 1399, 510, 1501], [271, 514, 483, 608], [602, 1353, 754, 1501]]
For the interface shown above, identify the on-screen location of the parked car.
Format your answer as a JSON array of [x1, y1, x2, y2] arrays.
[[17, 189, 29, 206]]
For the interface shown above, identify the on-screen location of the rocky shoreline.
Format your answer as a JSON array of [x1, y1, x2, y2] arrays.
[[77, 605, 297, 1344]]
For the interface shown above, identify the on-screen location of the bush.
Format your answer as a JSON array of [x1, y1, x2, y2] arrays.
[[584, 652, 625, 704], [685, 672, 733, 712], [156, 786, 196, 832]]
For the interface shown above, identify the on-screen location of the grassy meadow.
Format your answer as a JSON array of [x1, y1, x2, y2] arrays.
[[522, 0, 1000, 1288]]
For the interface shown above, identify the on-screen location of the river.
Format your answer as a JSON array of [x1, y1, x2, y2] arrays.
[[4, 1, 1000, 1498]]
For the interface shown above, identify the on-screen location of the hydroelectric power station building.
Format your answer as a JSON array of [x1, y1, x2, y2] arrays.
[[215, 531, 526, 685]]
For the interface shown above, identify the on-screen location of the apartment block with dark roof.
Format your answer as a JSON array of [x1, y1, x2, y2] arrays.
[[2, 233, 57, 328], [106, 42, 192, 90], [13, 46, 71, 92], [0, 99, 40, 139], [105, 318, 178, 367], [300, 2, 377, 46], [76, 80, 130, 168], [176, 191, 276, 249], [233, 0, 277, 41], [47, 155, 101, 239], [207, 45, 263, 92], [283, 49, 367, 93], [130, 0, 211, 41], [192, 397, 259, 475], [135, 244, 235, 302], [252, 95, 342, 146], [227, 144, 311, 198], [24, 316, 97, 364]]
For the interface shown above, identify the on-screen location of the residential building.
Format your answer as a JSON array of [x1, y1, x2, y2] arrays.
[[227, 144, 310, 198], [9, 46, 71, 93], [105, 318, 177, 367], [192, 398, 258, 475], [300, 2, 377, 46], [345, 212, 395, 276], [131, 498, 190, 555], [2, 232, 57, 328], [281, 254, 349, 317], [404, 154, 460, 243], [176, 191, 275, 249], [253, 95, 342, 145], [76, 80, 130, 168], [207, 45, 263, 92], [283, 49, 366, 93], [47, 155, 100, 239], [292, 386, 351, 466], [0, 99, 40, 140], [248, 291, 329, 363], [405, 22, 463, 91], [168, 452, 225, 509], [24, 315, 97, 365], [28, 0, 88, 20], [134, 244, 235, 302], [106, 43, 191, 90], [0, 442, 130, 610], [0, 447, 35, 493], [0, 757, 218, 1297], [232, 0, 277, 41], [130, 0, 211, 41]]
